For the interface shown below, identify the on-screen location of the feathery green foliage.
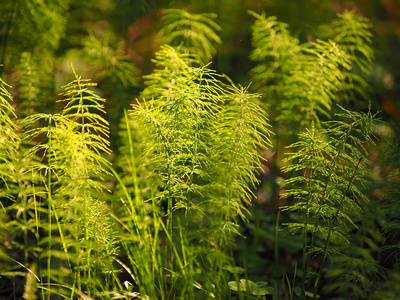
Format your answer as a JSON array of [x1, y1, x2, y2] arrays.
[[83, 29, 142, 148], [281, 106, 379, 298], [0, 75, 17, 217], [21, 66, 117, 297], [249, 11, 299, 103], [380, 135, 400, 298], [123, 45, 271, 298], [16, 52, 42, 116], [332, 9, 374, 101], [159, 8, 222, 64], [249, 10, 373, 132], [0, 74, 47, 297], [332, 10, 374, 74], [0, 0, 70, 84], [0, 3, 397, 300], [0, 76, 18, 190], [84, 31, 140, 89]]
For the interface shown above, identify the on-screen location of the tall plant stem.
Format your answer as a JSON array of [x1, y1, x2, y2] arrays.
[[123, 109, 144, 240], [32, 169, 39, 241], [124, 110, 141, 209], [21, 189, 28, 266], [46, 139, 52, 300], [165, 150, 174, 297], [45, 118, 72, 297], [308, 124, 354, 261], [313, 156, 363, 299], [301, 159, 316, 298], [74, 67, 93, 294], [84, 192, 92, 295]]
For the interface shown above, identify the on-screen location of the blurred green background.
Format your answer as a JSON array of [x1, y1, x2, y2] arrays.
[[1, 0, 399, 134]]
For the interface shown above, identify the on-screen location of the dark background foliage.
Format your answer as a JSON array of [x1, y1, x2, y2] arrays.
[[1, 0, 399, 125]]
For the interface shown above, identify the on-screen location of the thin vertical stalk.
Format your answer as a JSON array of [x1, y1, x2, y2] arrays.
[[32, 169, 39, 241], [84, 194, 92, 296], [124, 109, 141, 209], [46, 138, 52, 300], [44, 117, 72, 297], [301, 150, 316, 298], [308, 124, 354, 267], [313, 156, 363, 299], [22, 194, 28, 266]]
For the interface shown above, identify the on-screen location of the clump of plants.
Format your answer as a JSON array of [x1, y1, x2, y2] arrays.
[[0, 4, 398, 300]]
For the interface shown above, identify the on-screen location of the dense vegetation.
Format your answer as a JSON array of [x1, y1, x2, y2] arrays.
[[0, 0, 399, 299]]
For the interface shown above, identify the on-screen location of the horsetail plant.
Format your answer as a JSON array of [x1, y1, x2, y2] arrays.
[[249, 10, 372, 132], [159, 8, 222, 64], [0, 75, 18, 196], [0, 73, 48, 297], [0, 4, 392, 300], [332, 9, 374, 102], [121, 45, 271, 298], [22, 66, 118, 297], [281, 106, 379, 299]]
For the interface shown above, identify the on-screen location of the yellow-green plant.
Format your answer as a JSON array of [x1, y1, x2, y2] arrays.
[[159, 8, 222, 64], [332, 9, 374, 101], [249, 10, 373, 132], [0, 76, 18, 194], [0, 73, 47, 298], [0, 3, 395, 300], [22, 66, 118, 297], [281, 107, 379, 299], [114, 45, 271, 298]]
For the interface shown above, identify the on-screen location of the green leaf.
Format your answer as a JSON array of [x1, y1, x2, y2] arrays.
[[228, 279, 274, 296]]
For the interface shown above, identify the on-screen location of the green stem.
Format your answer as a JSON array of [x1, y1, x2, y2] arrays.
[[45, 117, 72, 296], [313, 156, 363, 299], [47, 150, 52, 300], [302, 142, 316, 298], [84, 193, 92, 296], [124, 109, 142, 209], [32, 169, 39, 240], [308, 123, 355, 265]]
